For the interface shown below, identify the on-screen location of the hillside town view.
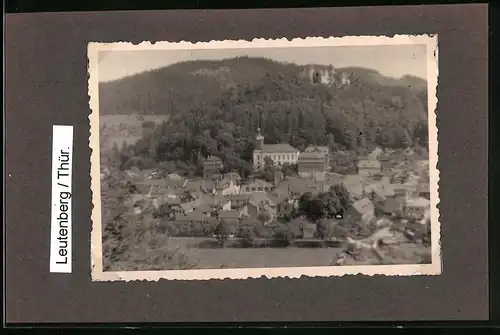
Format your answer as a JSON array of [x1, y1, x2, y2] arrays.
[[98, 47, 433, 271]]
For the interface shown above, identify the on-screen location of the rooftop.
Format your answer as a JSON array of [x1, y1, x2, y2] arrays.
[[250, 192, 277, 207], [219, 210, 242, 220], [135, 183, 152, 194], [180, 200, 200, 210], [304, 145, 329, 153], [256, 143, 299, 153], [225, 172, 242, 180], [227, 194, 251, 201], [365, 183, 396, 198], [216, 177, 234, 188], [167, 173, 184, 180], [184, 180, 203, 191], [405, 197, 430, 208], [375, 198, 402, 213], [368, 147, 383, 159], [358, 159, 382, 168], [176, 212, 209, 222], [276, 178, 318, 195], [165, 197, 182, 206], [137, 178, 187, 188], [298, 152, 326, 160], [352, 198, 375, 215], [244, 179, 274, 187], [205, 155, 223, 162]]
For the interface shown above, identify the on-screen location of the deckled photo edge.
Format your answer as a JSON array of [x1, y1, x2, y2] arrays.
[[426, 35, 442, 274], [86, 34, 435, 52], [88, 43, 105, 278], [88, 34, 441, 282]]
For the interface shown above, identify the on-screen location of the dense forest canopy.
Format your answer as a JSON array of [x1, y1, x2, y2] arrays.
[[100, 56, 430, 176]]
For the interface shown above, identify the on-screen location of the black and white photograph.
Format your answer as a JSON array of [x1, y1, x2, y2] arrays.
[[88, 36, 440, 281]]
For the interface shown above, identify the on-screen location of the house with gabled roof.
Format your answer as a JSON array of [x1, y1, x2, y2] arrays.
[[349, 198, 375, 225], [374, 197, 403, 218], [252, 128, 300, 170], [368, 147, 383, 160], [218, 207, 248, 226], [403, 197, 430, 220], [357, 158, 382, 178], [174, 211, 215, 236], [215, 177, 240, 195], [275, 177, 321, 198], [203, 155, 224, 178], [364, 182, 396, 203], [298, 150, 327, 181], [134, 179, 187, 209], [305, 145, 330, 169], [225, 171, 242, 183], [226, 194, 251, 209], [277, 197, 297, 219], [167, 172, 184, 181], [180, 199, 201, 214], [418, 182, 431, 200], [249, 192, 278, 209], [175, 211, 209, 224], [240, 179, 274, 193]]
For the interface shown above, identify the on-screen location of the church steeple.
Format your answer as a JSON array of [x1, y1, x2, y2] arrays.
[[256, 127, 264, 150]]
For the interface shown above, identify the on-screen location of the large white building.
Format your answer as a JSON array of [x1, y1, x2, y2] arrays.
[[252, 128, 300, 170]]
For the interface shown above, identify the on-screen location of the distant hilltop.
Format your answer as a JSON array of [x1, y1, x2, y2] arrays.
[[98, 56, 428, 117]]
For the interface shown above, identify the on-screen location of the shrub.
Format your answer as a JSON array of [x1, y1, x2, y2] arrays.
[[214, 220, 231, 247], [237, 224, 255, 248]]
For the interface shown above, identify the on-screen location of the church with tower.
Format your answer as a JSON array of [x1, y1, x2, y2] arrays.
[[252, 128, 300, 170]]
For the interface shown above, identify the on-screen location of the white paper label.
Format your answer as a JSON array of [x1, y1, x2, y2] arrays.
[[49, 125, 74, 273]]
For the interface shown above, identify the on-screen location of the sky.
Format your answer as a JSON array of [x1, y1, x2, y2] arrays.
[[97, 44, 427, 83]]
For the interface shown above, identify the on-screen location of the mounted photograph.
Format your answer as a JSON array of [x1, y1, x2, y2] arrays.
[[88, 35, 440, 281]]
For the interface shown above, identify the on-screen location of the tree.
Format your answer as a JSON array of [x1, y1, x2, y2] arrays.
[[272, 222, 293, 246], [316, 219, 349, 246], [399, 169, 410, 184], [400, 128, 413, 148], [107, 143, 122, 170], [413, 121, 429, 147], [326, 132, 337, 151], [357, 130, 367, 153], [330, 183, 351, 215], [214, 219, 230, 247], [237, 219, 257, 247], [298, 192, 314, 216], [141, 121, 156, 137], [316, 218, 330, 240], [153, 203, 171, 219], [288, 217, 308, 238], [263, 156, 274, 170], [100, 170, 198, 271], [343, 128, 358, 151], [99, 57, 428, 176], [257, 211, 271, 225], [380, 130, 394, 148], [298, 186, 351, 221], [281, 163, 297, 177], [414, 145, 429, 159]]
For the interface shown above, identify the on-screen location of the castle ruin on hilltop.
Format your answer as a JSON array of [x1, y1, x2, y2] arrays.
[[298, 65, 351, 87]]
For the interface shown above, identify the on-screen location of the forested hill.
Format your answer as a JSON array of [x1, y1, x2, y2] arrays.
[[99, 56, 427, 117], [101, 56, 429, 176]]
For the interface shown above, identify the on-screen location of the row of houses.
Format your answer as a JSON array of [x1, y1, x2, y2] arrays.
[[129, 170, 430, 236], [357, 147, 430, 179], [122, 142, 431, 236]]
